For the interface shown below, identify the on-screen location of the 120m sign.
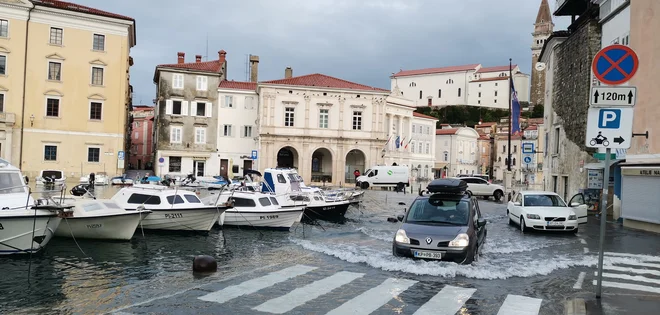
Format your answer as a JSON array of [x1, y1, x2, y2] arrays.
[[590, 87, 637, 107]]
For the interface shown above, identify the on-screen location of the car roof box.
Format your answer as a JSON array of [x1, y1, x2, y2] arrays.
[[427, 178, 468, 194]]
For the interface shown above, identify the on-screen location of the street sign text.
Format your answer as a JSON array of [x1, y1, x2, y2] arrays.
[[590, 87, 636, 107], [586, 107, 633, 149]]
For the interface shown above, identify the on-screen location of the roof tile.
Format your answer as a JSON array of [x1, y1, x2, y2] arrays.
[[475, 65, 517, 73], [392, 64, 480, 77], [436, 128, 459, 135], [261, 73, 388, 92], [219, 80, 257, 91], [471, 76, 509, 83], [34, 0, 134, 21], [157, 59, 223, 73], [412, 112, 438, 120]]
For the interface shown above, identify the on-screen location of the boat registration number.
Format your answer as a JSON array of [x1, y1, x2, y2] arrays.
[[165, 213, 183, 219], [0, 223, 3, 230], [259, 215, 279, 220], [547, 221, 563, 226], [413, 250, 442, 260]]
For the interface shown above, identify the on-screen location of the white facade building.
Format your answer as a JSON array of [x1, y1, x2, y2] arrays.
[[435, 127, 480, 177], [391, 64, 530, 109], [409, 112, 438, 180], [493, 134, 523, 183], [216, 80, 259, 178]]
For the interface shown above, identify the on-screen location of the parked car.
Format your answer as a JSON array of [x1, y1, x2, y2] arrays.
[[456, 173, 491, 182], [391, 178, 487, 264], [356, 165, 410, 190], [506, 190, 588, 234], [454, 176, 504, 201]]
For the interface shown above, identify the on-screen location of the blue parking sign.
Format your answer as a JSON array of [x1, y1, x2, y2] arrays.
[[598, 109, 621, 129], [251, 150, 258, 160], [118, 151, 125, 160]]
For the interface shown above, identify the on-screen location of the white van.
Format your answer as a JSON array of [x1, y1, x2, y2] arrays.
[[356, 165, 410, 189]]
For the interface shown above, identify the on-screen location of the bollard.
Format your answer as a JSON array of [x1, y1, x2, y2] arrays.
[[192, 255, 217, 273]]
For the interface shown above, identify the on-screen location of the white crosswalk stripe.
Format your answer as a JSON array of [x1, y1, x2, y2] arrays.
[[413, 285, 476, 315], [496, 295, 543, 315], [325, 278, 418, 315], [593, 252, 660, 295]]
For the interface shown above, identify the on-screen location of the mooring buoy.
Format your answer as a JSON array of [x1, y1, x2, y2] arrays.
[[192, 255, 217, 273]]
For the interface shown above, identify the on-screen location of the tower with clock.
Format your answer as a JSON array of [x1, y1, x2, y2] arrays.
[[530, 0, 554, 107]]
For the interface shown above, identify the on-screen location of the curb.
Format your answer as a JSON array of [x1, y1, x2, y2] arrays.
[[564, 298, 586, 315]]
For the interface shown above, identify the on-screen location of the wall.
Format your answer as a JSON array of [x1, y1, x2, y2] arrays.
[[216, 87, 259, 176], [409, 116, 436, 179], [391, 71, 473, 107]]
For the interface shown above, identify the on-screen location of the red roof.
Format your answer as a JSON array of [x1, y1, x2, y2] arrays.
[[219, 80, 257, 91], [436, 128, 459, 135], [412, 112, 438, 120], [527, 118, 544, 124], [475, 65, 517, 74], [157, 59, 224, 73], [132, 106, 154, 111], [478, 134, 491, 140], [392, 64, 479, 77], [477, 122, 497, 127], [471, 76, 509, 83], [34, 0, 134, 21], [261, 73, 389, 92], [525, 125, 538, 131]]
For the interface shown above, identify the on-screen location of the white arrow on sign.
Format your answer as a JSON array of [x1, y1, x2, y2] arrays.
[[586, 107, 633, 149], [590, 86, 637, 107]]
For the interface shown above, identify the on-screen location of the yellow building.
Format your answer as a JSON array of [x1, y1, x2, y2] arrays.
[[0, 0, 135, 178]]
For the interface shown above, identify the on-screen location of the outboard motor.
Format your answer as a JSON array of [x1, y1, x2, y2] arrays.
[[70, 184, 90, 197]]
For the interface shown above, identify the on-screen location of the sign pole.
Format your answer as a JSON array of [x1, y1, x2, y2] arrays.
[[595, 147, 611, 298]]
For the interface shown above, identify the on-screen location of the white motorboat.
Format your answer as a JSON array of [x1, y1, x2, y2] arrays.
[[111, 174, 134, 186], [35, 169, 66, 187], [80, 172, 110, 186], [53, 197, 151, 241], [111, 184, 229, 231], [203, 190, 305, 230], [0, 159, 68, 255]]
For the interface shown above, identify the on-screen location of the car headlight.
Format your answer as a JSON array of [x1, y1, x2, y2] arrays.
[[394, 229, 410, 244], [569, 214, 577, 220], [526, 214, 541, 220], [449, 233, 470, 247]]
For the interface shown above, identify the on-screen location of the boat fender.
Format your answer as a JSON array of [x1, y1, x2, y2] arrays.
[[192, 255, 217, 273]]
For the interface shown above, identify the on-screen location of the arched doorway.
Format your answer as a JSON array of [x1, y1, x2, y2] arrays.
[[277, 146, 299, 169], [311, 148, 333, 183], [345, 149, 366, 184]]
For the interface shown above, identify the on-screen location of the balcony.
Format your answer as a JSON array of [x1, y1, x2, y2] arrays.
[[0, 112, 16, 125]]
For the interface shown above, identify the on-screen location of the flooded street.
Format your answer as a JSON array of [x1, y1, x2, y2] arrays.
[[1, 183, 658, 314]]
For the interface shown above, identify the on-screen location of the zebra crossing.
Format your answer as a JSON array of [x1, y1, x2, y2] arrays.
[[592, 252, 660, 295], [190, 264, 545, 315]]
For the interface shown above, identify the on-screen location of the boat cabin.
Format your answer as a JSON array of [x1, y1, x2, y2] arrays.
[[0, 158, 33, 209], [261, 168, 304, 194], [111, 185, 207, 210]]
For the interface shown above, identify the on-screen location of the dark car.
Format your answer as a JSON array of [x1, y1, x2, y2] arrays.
[[392, 178, 488, 264]]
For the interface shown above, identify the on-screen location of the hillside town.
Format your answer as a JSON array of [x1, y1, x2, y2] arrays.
[[0, 1, 658, 314]]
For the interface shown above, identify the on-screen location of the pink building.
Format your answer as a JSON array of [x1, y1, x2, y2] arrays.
[[129, 106, 155, 170]]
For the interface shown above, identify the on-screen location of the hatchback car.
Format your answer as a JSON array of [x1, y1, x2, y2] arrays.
[[392, 178, 487, 264]]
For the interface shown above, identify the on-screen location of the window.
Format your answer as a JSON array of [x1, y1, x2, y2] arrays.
[[243, 125, 252, 137], [284, 107, 295, 127], [479, 84, 481, 88], [232, 197, 256, 207], [44, 145, 57, 161], [172, 74, 184, 89], [458, 88, 462, 97], [134, 132, 138, 140], [0, 55, 5, 75], [277, 174, 286, 183], [425, 142, 430, 154], [0, 94, 4, 112], [195, 127, 206, 144], [46, 98, 59, 117], [352, 111, 362, 130], [502, 145, 506, 153], [172, 101, 182, 115], [495, 83, 498, 87], [478, 92, 481, 98], [513, 158, 516, 166], [259, 197, 272, 207], [244, 96, 255, 109], [87, 147, 100, 162], [438, 89, 441, 98], [223, 124, 232, 136], [554, 127, 560, 154], [0, 19, 7, 37], [92, 34, 105, 51], [514, 145, 517, 153], [195, 102, 206, 116], [223, 95, 233, 108], [170, 126, 182, 143], [166, 195, 185, 204], [49, 27, 63, 45], [89, 102, 102, 120], [446, 79, 454, 84], [319, 109, 329, 128], [169, 157, 182, 172], [494, 100, 497, 103], [412, 125, 416, 133], [91, 67, 104, 85], [196, 76, 208, 90], [185, 195, 202, 203], [48, 62, 61, 81], [127, 193, 161, 205], [494, 91, 498, 97], [419, 91, 422, 99]]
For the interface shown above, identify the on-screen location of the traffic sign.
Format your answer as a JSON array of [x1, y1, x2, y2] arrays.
[[590, 86, 637, 107], [251, 150, 258, 160], [523, 155, 533, 164], [522, 142, 534, 154], [118, 151, 125, 160], [586, 107, 633, 149], [158, 157, 165, 164], [592, 44, 639, 85]]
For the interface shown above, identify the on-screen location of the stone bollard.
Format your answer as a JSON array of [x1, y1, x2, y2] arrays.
[[192, 255, 217, 273]]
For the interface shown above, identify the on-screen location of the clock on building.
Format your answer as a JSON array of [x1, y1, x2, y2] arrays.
[[535, 62, 546, 71]]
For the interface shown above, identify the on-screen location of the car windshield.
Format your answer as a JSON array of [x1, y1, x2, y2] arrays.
[[524, 194, 567, 207], [406, 197, 470, 225]]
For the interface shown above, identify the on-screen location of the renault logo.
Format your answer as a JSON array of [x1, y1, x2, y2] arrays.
[[426, 237, 432, 244]]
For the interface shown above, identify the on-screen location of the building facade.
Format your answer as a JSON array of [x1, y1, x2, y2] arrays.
[[434, 127, 480, 177], [530, 0, 554, 106], [477, 133, 493, 176], [128, 105, 154, 170], [409, 112, 437, 181], [493, 134, 523, 183], [153, 51, 226, 177], [0, 0, 135, 177], [467, 65, 530, 109]]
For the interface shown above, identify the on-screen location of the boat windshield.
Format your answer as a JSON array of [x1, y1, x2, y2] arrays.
[[0, 172, 27, 194], [288, 173, 301, 182], [42, 170, 62, 179]]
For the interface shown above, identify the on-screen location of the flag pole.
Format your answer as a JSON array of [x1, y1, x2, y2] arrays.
[[507, 58, 512, 172]]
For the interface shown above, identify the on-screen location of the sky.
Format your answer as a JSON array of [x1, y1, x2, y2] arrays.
[[80, 0, 571, 106]]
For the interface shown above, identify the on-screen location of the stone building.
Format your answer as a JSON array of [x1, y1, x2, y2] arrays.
[[530, 0, 554, 106]]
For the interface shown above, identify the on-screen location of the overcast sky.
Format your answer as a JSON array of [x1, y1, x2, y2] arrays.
[[81, 0, 570, 105]]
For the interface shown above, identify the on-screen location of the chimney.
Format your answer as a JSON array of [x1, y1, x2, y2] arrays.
[[285, 67, 293, 79], [177, 52, 185, 64], [218, 50, 227, 64], [249, 55, 259, 83], [195, 55, 202, 63]]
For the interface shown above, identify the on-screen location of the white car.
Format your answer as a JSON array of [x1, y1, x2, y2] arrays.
[[507, 191, 588, 234], [456, 177, 504, 201]]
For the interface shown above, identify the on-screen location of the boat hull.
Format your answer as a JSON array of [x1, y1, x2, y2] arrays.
[[222, 208, 304, 230], [303, 202, 351, 222], [138, 208, 222, 232], [54, 212, 146, 241], [0, 213, 61, 255]]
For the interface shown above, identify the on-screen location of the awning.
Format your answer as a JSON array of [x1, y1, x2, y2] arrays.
[[433, 162, 448, 169]]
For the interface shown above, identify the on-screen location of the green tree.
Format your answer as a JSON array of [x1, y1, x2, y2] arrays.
[[531, 104, 544, 118]]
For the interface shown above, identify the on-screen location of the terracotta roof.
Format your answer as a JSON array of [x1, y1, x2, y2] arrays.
[[527, 118, 544, 124], [477, 122, 497, 127], [412, 112, 438, 120], [219, 80, 257, 91], [525, 125, 538, 131], [436, 128, 459, 135], [261, 73, 389, 92], [34, 0, 134, 21], [392, 64, 479, 77], [157, 59, 224, 73], [475, 65, 517, 74], [471, 76, 509, 83], [132, 106, 154, 111], [478, 134, 491, 140]]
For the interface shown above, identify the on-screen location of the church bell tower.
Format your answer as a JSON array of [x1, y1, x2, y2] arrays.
[[530, 0, 554, 107]]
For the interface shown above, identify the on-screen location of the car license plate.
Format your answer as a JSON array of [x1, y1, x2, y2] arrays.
[[548, 221, 563, 226], [413, 251, 442, 259]]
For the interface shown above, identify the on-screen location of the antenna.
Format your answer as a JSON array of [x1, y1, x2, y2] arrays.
[[205, 33, 209, 61]]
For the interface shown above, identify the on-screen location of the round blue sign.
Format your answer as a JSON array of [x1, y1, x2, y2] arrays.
[[158, 157, 165, 163], [523, 156, 532, 164]]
